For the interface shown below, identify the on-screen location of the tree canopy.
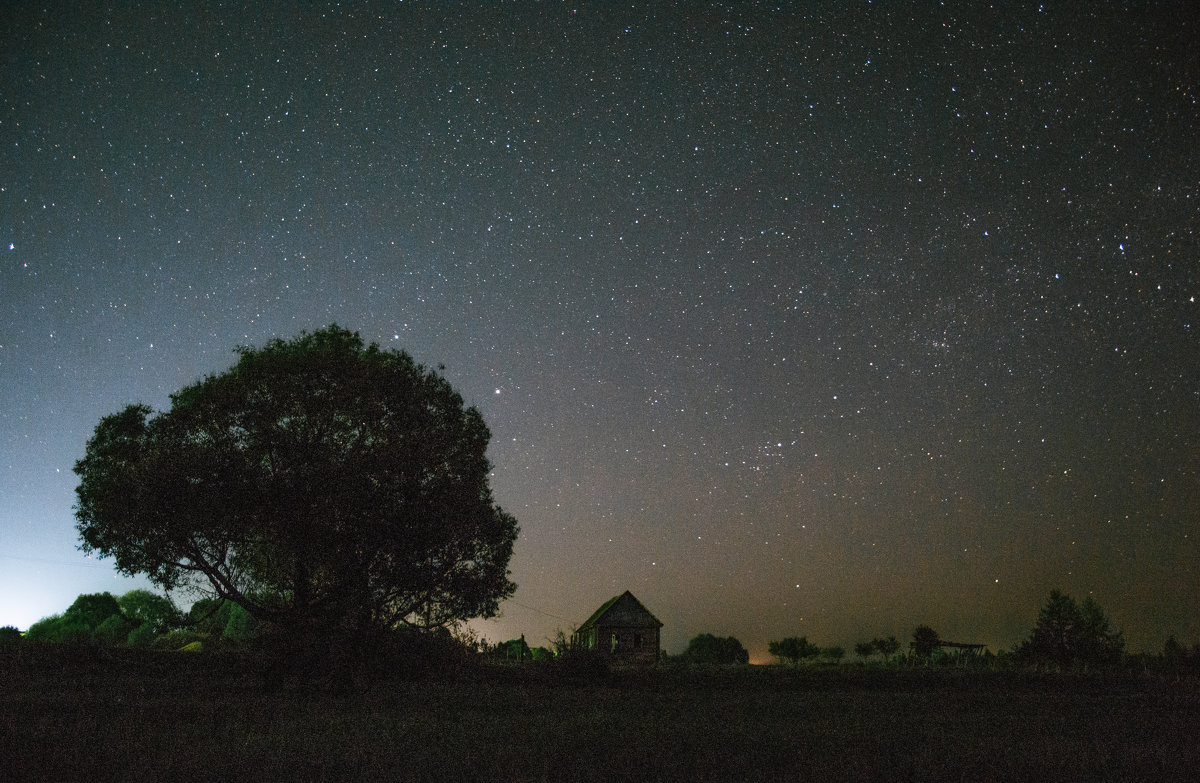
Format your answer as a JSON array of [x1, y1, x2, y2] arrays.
[[681, 633, 749, 665], [767, 636, 821, 666], [1017, 589, 1124, 668], [74, 326, 518, 637], [910, 625, 941, 658]]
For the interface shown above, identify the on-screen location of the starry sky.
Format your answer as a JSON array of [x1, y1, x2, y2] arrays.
[[2, 2, 1197, 660]]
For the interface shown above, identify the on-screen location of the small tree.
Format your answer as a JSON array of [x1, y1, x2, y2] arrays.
[[873, 636, 901, 660], [768, 636, 820, 666], [854, 641, 876, 659], [910, 625, 941, 659], [822, 646, 845, 664]]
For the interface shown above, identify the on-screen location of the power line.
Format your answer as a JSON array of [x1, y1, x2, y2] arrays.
[[504, 597, 575, 624]]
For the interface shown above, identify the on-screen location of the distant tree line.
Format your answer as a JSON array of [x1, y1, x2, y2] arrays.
[[767, 636, 845, 666], [773, 590, 1191, 673], [11, 590, 261, 650], [7, 587, 1198, 678]]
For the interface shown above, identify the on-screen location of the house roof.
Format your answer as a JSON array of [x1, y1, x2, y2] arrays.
[[577, 590, 663, 631]]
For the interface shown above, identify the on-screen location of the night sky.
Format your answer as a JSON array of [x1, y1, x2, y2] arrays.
[[2, 3, 1197, 660]]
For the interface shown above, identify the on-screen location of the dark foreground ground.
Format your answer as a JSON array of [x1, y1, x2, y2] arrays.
[[2, 646, 1198, 782]]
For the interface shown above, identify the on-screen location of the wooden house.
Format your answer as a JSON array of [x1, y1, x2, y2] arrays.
[[572, 590, 662, 662]]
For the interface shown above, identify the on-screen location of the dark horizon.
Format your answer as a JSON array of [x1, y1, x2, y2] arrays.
[[2, 3, 1197, 662]]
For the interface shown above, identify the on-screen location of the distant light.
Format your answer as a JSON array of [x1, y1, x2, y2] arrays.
[[494, 388, 502, 395]]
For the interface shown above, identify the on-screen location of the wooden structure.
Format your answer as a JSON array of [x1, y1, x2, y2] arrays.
[[572, 590, 662, 663]]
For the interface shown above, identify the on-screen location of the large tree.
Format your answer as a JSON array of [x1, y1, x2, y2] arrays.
[[74, 326, 518, 636]]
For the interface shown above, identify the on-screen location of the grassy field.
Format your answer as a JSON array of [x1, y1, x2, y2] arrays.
[[2, 646, 1198, 781]]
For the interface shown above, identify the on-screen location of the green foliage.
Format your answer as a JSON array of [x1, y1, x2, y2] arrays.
[[24, 614, 91, 645], [768, 636, 821, 666], [822, 646, 845, 663], [73, 325, 518, 638], [0, 626, 24, 645], [152, 629, 209, 651], [24, 593, 129, 645], [126, 622, 157, 648], [94, 614, 138, 646], [910, 626, 941, 658], [681, 634, 750, 665], [63, 592, 123, 632], [854, 641, 875, 658], [23, 614, 63, 642], [117, 590, 181, 636], [222, 602, 261, 642], [1017, 589, 1124, 668], [187, 598, 235, 635]]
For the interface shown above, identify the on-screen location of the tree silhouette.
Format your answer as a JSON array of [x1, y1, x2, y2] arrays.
[[74, 326, 518, 640], [872, 635, 901, 659], [910, 625, 941, 658], [823, 645, 845, 663], [1017, 589, 1124, 668], [681, 633, 750, 664], [768, 636, 820, 666]]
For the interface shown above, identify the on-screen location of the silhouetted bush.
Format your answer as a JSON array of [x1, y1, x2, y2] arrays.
[[680, 633, 750, 665]]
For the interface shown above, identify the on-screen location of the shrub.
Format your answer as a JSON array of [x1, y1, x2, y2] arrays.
[[152, 630, 209, 651]]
